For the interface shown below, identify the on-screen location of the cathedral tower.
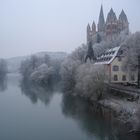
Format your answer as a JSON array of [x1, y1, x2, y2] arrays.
[[118, 10, 129, 34], [106, 8, 118, 40], [98, 5, 105, 32], [86, 5, 129, 44]]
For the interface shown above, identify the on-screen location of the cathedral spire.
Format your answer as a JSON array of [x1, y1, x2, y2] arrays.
[[92, 21, 96, 34], [106, 8, 117, 24], [87, 23, 91, 32], [98, 5, 105, 32], [87, 24, 92, 43], [119, 9, 128, 23]]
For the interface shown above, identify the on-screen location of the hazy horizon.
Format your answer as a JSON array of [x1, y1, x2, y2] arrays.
[[0, 0, 140, 58]]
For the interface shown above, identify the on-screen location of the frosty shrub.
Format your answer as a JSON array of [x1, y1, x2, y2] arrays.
[[75, 63, 106, 100]]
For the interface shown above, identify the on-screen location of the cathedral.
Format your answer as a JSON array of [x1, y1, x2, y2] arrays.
[[87, 5, 129, 44]]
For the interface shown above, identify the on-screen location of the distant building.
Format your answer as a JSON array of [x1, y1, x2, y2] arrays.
[[87, 5, 129, 44], [94, 46, 138, 84]]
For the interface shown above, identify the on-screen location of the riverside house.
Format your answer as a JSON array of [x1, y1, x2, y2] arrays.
[[94, 46, 138, 84]]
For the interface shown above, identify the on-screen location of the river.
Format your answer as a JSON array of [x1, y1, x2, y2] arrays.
[[0, 73, 139, 140]]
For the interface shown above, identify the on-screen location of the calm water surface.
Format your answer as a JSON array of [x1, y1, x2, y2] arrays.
[[0, 73, 139, 140]]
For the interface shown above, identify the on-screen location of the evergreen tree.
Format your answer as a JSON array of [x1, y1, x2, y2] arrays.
[[85, 41, 96, 62]]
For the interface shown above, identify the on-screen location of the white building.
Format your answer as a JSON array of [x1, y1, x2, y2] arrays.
[[94, 46, 138, 84]]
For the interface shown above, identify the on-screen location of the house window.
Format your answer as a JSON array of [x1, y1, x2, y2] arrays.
[[131, 75, 135, 81], [114, 75, 118, 81], [122, 75, 126, 81], [121, 66, 127, 72], [113, 65, 119, 71]]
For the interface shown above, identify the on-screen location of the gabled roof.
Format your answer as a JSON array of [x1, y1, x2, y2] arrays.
[[94, 46, 121, 65]]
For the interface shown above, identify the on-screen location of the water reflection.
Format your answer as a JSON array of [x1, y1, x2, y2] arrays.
[[0, 75, 7, 92], [19, 78, 140, 140], [20, 80, 54, 106], [61, 94, 117, 140], [61, 94, 140, 140]]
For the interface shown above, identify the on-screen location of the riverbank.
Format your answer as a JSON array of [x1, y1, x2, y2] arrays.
[[90, 84, 140, 134], [67, 82, 140, 135]]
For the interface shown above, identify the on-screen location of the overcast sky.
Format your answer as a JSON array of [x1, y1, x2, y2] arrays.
[[0, 0, 140, 58]]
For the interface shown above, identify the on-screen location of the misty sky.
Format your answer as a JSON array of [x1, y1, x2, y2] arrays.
[[0, 0, 140, 58]]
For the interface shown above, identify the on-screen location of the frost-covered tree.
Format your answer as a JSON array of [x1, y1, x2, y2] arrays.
[[20, 55, 42, 79], [85, 41, 96, 62], [70, 44, 87, 63], [20, 53, 62, 89], [0, 59, 7, 91], [93, 41, 111, 57], [60, 44, 87, 92], [60, 58, 81, 92], [75, 63, 106, 100], [0, 59, 7, 79], [20, 54, 62, 88], [93, 30, 129, 58], [60, 44, 107, 99], [122, 32, 140, 87], [30, 64, 54, 85]]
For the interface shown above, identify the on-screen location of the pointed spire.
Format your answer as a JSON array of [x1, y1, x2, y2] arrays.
[[92, 21, 96, 33], [119, 9, 128, 23], [87, 23, 91, 32], [118, 9, 129, 33], [121, 9, 125, 15], [106, 8, 117, 23], [87, 24, 92, 44], [110, 8, 113, 13], [98, 5, 105, 32], [92, 21, 96, 29]]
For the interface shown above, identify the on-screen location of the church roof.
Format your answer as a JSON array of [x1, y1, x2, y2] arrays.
[[106, 8, 117, 23], [119, 10, 128, 23], [94, 46, 121, 65]]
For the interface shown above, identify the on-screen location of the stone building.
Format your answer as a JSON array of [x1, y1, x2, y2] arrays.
[[87, 5, 129, 44]]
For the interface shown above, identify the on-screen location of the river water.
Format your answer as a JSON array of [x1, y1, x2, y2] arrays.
[[0, 73, 139, 140]]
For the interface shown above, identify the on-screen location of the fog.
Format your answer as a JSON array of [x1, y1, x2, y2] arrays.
[[0, 0, 140, 58]]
